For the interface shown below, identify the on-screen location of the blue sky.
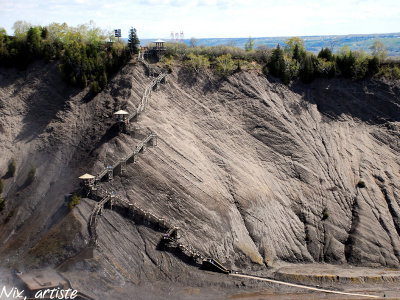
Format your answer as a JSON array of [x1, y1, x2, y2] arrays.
[[0, 0, 399, 39]]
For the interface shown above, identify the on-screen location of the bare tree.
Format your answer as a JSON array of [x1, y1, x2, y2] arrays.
[[190, 37, 198, 48]]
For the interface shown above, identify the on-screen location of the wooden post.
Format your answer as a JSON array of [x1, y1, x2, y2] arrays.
[[120, 160, 126, 175], [151, 136, 157, 147]]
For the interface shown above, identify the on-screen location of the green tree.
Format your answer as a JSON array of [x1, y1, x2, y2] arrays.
[[336, 46, 355, 78], [318, 47, 334, 61], [268, 44, 290, 83], [284, 37, 305, 56], [245, 37, 255, 51], [369, 40, 387, 62], [0, 28, 9, 65], [292, 44, 301, 61], [299, 53, 315, 83], [41, 27, 49, 39], [99, 70, 108, 89], [352, 50, 369, 79], [26, 27, 42, 58], [128, 27, 140, 55], [367, 56, 380, 76]]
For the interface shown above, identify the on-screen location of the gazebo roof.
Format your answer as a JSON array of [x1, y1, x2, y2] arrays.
[[114, 110, 129, 115], [79, 173, 95, 179], [154, 39, 166, 43]]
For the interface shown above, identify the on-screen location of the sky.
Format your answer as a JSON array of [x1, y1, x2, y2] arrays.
[[0, 0, 399, 39]]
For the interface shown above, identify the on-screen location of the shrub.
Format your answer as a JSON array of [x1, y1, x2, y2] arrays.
[[322, 209, 329, 220], [0, 197, 5, 212], [357, 180, 366, 188], [8, 160, 16, 177], [4, 210, 14, 224], [27, 167, 36, 185], [0, 178, 3, 194], [90, 81, 101, 94], [215, 53, 235, 77], [184, 53, 210, 73], [160, 55, 174, 72], [390, 66, 400, 79], [69, 193, 81, 210], [262, 65, 269, 76]]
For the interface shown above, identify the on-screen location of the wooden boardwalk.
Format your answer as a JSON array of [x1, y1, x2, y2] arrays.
[[95, 133, 157, 182], [84, 56, 230, 273]]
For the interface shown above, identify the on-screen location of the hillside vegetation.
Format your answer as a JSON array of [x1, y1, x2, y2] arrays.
[[163, 37, 400, 84], [0, 21, 138, 93]]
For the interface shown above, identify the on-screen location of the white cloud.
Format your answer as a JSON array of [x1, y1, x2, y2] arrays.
[[0, 0, 399, 37]]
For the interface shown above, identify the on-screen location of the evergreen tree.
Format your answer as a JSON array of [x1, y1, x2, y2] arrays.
[[318, 47, 333, 61], [299, 53, 315, 83], [367, 56, 380, 76], [336, 47, 356, 78], [292, 44, 300, 61], [268, 44, 288, 82], [26, 26, 42, 59], [41, 27, 49, 39], [128, 27, 140, 55]]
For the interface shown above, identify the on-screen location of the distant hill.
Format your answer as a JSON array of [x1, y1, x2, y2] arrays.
[[140, 32, 400, 56]]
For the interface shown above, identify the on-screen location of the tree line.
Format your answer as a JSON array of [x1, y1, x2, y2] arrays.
[[0, 21, 140, 93], [164, 37, 400, 83]]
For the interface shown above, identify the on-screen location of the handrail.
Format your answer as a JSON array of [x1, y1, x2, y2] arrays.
[[95, 133, 157, 182]]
